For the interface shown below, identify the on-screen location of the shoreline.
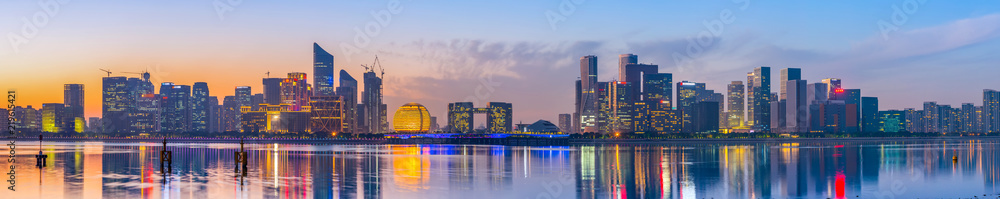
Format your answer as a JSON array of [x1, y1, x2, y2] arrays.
[[7, 136, 1000, 145]]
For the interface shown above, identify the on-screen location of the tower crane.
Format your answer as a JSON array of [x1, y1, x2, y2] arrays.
[[99, 69, 112, 77]]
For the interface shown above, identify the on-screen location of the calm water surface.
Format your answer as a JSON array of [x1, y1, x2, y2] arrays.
[[3, 139, 1000, 199]]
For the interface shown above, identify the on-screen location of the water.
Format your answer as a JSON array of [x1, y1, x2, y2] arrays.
[[2, 139, 1000, 199]]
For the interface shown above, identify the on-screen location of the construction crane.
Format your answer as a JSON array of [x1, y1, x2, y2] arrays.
[[265, 71, 270, 78], [99, 69, 112, 77], [122, 71, 151, 81], [361, 55, 385, 79]]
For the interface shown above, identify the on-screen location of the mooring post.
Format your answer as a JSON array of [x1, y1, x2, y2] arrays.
[[35, 135, 47, 167]]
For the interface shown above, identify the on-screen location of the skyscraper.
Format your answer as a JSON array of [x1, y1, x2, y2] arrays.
[[447, 102, 474, 133], [309, 96, 344, 135], [263, 78, 283, 105], [621, 63, 657, 100], [923, 102, 940, 133], [746, 72, 756, 127], [558, 113, 572, 133], [727, 81, 745, 127], [162, 84, 191, 133], [235, 86, 252, 130], [822, 78, 842, 100], [752, 67, 771, 132], [337, 70, 358, 133], [961, 103, 975, 133], [207, 96, 219, 133], [677, 81, 704, 133], [102, 77, 128, 133], [579, 55, 598, 133], [861, 97, 879, 132], [487, 102, 513, 133], [643, 73, 672, 107], [282, 73, 311, 111], [618, 53, 637, 81], [236, 86, 252, 107], [779, 68, 801, 100], [222, 96, 240, 132], [63, 84, 84, 133], [191, 82, 209, 132], [362, 71, 385, 134], [878, 110, 906, 133], [985, 89, 1000, 133], [786, 80, 807, 133], [313, 42, 335, 96]]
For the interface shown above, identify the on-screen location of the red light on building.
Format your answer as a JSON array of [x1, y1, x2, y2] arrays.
[[835, 88, 845, 93]]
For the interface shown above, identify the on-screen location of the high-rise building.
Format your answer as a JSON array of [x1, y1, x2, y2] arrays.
[[429, 116, 439, 132], [235, 86, 252, 130], [41, 103, 66, 133], [861, 97, 879, 132], [752, 67, 771, 132], [677, 81, 704, 133], [191, 82, 209, 132], [579, 55, 598, 133], [779, 68, 801, 101], [558, 114, 572, 133], [574, 79, 581, 134], [632, 100, 682, 133], [337, 70, 358, 133], [207, 96, 219, 133], [63, 84, 84, 133], [643, 73, 672, 107], [447, 102, 474, 133], [845, 89, 862, 132], [487, 102, 513, 133], [905, 108, 924, 132], [102, 77, 129, 133], [961, 103, 975, 133], [602, 81, 634, 133], [618, 53, 637, 81], [786, 80, 807, 133], [362, 71, 385, 134], [313, 43, 336, 96], [222, 96, 240, 132], [746, 72, 756, 127], [809, 100, 847, 133], [621, 63, 657, 100], [162, 84, 191, 133], [923, 102, 940, 133], [263, 78, 283, 105], [822, 78, 842, 100], [282, 73, 311, 111], [985, 89, 1000, 133], [727, 81, 745, 128], [13, 106, 40, 132]]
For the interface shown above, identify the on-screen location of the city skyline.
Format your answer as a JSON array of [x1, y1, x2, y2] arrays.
[[3, 1, 1000, 126]]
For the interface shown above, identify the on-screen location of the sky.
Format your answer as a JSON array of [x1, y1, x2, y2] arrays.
[[1, 0, 999, 128]]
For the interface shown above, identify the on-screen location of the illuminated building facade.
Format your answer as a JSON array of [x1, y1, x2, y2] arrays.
[[63, 84, 84, 133], [447, 102, 512, 133], [222, 96, 240, 131], [102, 77, 128, 133], [632, 100, 681, 133], [878, 110, 906, 133], [162, 84, 191, 133], [241, 103, 311, 133], [310, 96, 344, 134], [727, 81, 745, 127], [643, 73, 672, 107], [558, 114, 572, 134], [281, 73, 311, 111], [986, 89, 1000, 133], [313, 43, 335, 96], [42, 103, 66, 133], [392, 103, 431, 133], [191, 82, 209, 132], [447, 102, 473, 133]]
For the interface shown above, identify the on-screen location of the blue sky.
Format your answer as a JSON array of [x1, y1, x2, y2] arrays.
[[1, 0, 999, 125]]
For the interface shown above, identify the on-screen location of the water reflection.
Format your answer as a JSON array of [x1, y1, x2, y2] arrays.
[[3, 139, 1000, 198]]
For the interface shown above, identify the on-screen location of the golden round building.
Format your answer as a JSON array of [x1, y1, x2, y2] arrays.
[[393, 103, 431, 133]]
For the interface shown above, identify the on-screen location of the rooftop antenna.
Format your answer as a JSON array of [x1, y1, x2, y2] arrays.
[[265, 71, 270, 78]]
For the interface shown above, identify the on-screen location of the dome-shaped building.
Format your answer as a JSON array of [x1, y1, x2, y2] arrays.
[[393, 103, 431, 133]]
